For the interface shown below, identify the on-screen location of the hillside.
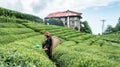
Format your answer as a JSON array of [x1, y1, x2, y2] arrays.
[[0, 7, 43, 23], [22, 23, 120, 67], [0, 8, 120, 67]]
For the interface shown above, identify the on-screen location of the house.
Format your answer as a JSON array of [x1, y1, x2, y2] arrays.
[[45, 10, 82, 30]]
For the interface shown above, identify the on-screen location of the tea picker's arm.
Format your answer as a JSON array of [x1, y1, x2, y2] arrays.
[[42, 41, 46, 48]]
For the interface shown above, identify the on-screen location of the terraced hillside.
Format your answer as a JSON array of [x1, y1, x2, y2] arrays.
[[0, 7, 43, 22], [0, 22, 56, 67], [0, 20, 120, 67], [22, 23, 120, 67], [0, 7, 120, 67]]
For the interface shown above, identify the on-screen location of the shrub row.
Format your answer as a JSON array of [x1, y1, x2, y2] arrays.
[[0, 7, 43, 23]]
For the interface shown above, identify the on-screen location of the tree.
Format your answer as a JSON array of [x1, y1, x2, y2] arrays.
[[104, 17, 120, 34], [81, 21, 92, 34], [44, 18, 64, 26], [104, 25, 113, 34], [114, 23, 120, 32], [111, 17, 120, 32]]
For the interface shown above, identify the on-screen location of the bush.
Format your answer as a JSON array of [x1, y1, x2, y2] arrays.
[[74, 27, 78, 30], [45, 18, 64, 26], [0, 36, 56, 67], [81, 21, 92, 34], [0, 7, 43, 23], [0, 16, 29, 23], [0, 23, 25, 28]]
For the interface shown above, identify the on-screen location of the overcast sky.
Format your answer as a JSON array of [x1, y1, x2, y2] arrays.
[[0, 0, 120, 34]]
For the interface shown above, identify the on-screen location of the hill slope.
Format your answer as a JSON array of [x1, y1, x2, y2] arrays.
[[0, 22, 56, 67], [23, 22, 120, 67], [0, 8, 120, 67], [0, 7, 43, 23]]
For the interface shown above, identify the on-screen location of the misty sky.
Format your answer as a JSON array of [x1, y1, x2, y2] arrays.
[[0, 0, 120, 34]]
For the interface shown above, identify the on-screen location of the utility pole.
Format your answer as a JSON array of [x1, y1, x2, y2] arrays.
[[101, 19, 106, 35], [67, 10, 70, 28]]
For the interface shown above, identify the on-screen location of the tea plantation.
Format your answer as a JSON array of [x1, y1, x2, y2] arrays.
[[23, 23, 120, 67], [0, 7, 120, 67]]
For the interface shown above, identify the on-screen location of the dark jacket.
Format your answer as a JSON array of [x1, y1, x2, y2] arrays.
[[42, 37, 52, 49], [42, 37, 52, 59]]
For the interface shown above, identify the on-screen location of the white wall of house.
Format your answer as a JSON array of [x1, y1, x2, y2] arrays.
[[60, 18, 66, 26], [68, 17, 81, 30], [45, 16, 81, 31]]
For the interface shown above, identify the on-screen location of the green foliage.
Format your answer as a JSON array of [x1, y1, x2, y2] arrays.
[[114, 23, 120, 32], [0, 36, 56, 67], [0, 22, 56, 67], [82, 21, 92, 34], [0, 16, 29, 23], [0, 15, 120, 67], [0, 32, 39, 44], [74, 26, 78, 30], [101, 32, 120, 43], [104, 17, 120, 34], [0, 23, 25, 28], [23, 22, 120, 67], [104, 25, 113, 34], [0, 28, 34, 35], [0, 7, 43, 23], [105, 23, 120, 33], [45, 18, 64, 26], [52, 41, 118, 67]]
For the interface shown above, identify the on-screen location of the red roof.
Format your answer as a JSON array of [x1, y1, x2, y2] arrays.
[[45, 10, 82, 18]]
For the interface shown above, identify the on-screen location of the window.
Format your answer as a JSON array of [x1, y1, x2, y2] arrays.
[[71, 21, 74, 26]]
